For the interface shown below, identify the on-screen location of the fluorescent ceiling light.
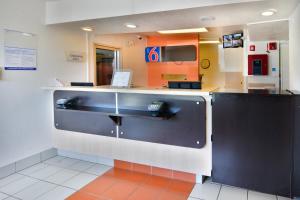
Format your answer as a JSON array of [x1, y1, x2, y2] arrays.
[[125, 23, 137, 29], [22, 33, 33, 37], [199, 40, 220, 44], [158, 28, 208, 34], [261, 9, 277, 16], [81, 27, 93, 32], [247, 18, 288, 26]]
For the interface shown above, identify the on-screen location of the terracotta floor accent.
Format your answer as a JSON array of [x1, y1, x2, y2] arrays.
[[66, 168, 195, 200]]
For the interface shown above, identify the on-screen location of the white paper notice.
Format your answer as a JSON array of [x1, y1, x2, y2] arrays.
[[4, 46, 37, 70], [111, 71, 131, 87]]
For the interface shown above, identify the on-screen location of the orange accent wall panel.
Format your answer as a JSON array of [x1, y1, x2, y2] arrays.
[[147, 34, 199, 87]]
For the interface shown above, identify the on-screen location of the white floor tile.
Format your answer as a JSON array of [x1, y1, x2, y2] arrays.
[[68, 160, 95, 172], [43, 156, 66, 165], [45, 169, 79, 185], [29, 165, 63, 180], [45, 157, 79, 168], [248, 191, 277, 200], [188, 197, 201, 200], [277, 196, 292, 200], [218, 185, 247, 200], [190, 182, 221, 200], [3, 197, 19, 200], [0, 193, 8, 200], [0, 174, 24, 188], [0, 176, 38, 195], [62, 172, 97, 190], [35, 186, 75, 200], [85, 164, 111, 176], [18, 163, 48, 176], [14, 181, 56, 200]]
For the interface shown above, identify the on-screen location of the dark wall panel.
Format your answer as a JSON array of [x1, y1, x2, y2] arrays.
[[53, 91, 116, 137], [293, 95, 300, 197], [212, 93, 293, 197], [118, 93, 206, 149]]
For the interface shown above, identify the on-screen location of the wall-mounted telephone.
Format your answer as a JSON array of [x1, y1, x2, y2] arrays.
[[147, 101, 168, 117], [56, 98, 78, 109]]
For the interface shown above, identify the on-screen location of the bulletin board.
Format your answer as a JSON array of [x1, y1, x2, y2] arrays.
[[4, 29, 38, 70]]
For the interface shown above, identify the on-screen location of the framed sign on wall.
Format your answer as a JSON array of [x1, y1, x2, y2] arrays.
[[4, 29, 38, 71]]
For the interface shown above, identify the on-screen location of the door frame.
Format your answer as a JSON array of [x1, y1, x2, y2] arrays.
[[94, 43, 121, 86]]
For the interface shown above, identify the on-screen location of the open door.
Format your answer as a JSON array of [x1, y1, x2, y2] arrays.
[[95, 45, 120, 86]]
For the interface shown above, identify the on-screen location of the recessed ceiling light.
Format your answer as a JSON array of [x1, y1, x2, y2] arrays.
[[261, 9, 277, 16], [247, 18, 288, 26], [125, 23, 137, 29], [200, 16, 216, 22], [158, 28, 208, 34], [81, 27, 93, 32]]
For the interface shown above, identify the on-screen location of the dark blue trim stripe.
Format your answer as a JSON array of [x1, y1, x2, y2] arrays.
[[4, 67, 37, 70]]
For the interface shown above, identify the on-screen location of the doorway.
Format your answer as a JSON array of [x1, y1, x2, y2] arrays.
[[95, 45, 120, 86]]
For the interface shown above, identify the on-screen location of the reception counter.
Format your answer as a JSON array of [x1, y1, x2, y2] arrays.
[[43, 86, 300, 197], [43, 85, 215, 96], [44, 86, 216, 178]]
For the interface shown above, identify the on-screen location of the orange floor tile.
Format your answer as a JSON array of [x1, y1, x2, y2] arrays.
[[67, 168, 195, 200]]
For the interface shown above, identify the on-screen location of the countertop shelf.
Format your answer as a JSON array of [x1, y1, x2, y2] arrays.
[[56, 106, 176, 120], [118, 109, 176, 120]]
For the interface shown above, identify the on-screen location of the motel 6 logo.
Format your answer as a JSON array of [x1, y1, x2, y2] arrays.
[[145, 46, 160, 62]]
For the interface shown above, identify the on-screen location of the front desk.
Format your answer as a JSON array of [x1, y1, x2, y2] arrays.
[[45, 86, 214, 177], [53, 90, 206, 149], [45, 86, 300, 198]]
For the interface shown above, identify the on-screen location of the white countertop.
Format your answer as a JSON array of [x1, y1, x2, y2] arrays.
[[42, 85, 218, 96]]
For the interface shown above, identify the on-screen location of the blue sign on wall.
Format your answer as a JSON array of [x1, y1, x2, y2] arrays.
[[145, 47, 160, 62]]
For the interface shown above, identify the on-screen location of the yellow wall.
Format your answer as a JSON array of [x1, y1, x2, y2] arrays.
[[199, 44, 225, 88]]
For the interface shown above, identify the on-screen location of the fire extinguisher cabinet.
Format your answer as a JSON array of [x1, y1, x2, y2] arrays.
[[248, 54, 268, 75]]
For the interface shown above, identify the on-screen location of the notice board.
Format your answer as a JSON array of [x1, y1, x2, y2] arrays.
[[4, 29, 38, 70]]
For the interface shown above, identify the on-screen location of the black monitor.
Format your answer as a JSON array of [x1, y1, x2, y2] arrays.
[[223, 33, 243, 48]]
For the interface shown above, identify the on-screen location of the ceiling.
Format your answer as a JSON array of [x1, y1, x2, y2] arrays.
[[46, 0, 263, 24], [199, 25, 245, 39], [197, 19, 289, 41], [247, 19, 289, 41], [56, 0, 299, 37]]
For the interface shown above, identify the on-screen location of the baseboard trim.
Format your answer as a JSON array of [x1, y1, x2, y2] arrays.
[[57, 149, 114, 167], [0, 148, 57, 179]]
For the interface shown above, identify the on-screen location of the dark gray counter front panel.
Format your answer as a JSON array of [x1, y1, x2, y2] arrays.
[[212, 93, 293, 197], [53, 91, 207, 149], [293, 94, 300, 197], [54, 91, 116, 137], [118, 93, 206, 149]]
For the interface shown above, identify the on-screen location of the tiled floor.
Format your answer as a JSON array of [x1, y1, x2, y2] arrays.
[[0, 156, 292, 200]]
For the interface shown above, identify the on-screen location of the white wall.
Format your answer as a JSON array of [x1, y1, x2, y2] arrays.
[[246, 41, 280, 89], [289, 3, 300, 91], [91, 34, 148, 87], [280, 41, 289, 90], [219, 47, 244, 73], [0, 0, 86, 167]]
